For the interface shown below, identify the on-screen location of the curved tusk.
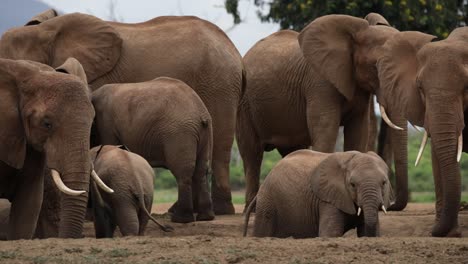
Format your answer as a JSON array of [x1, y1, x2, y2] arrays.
[[411, 123, 422, 132], [91, 169, 114, 193], [380, 105, 404, 131], [415, 131, 428, 166], [50, 169, 86, 196], [357, 207, 361, 216], [381, 205, 387, 214], [457, 133, 463, 163]]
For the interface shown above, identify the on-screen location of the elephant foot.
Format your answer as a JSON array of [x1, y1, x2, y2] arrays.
[[171, 213, 195, 223], [196, 211, 215, 221], [213, 201, 235, 215], [431, 222, 461, 237]]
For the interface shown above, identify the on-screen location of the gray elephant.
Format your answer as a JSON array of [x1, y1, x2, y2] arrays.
[[92, 77, 214, 223], [244, 150, 392, 238], [0, 58, 112, 239], [89, 145, 172, 238], [0, 9, 244, 215], [238, 13, 434, 211]]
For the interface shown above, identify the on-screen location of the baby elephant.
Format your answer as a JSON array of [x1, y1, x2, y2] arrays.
[[89, 145, 172, 238], [92, 77, 214, 223], [244, 150, 392, 238]]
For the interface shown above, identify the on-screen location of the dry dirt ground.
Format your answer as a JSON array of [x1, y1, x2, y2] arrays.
[[0, 203, 467, 263]]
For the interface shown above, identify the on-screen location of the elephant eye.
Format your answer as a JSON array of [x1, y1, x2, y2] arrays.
[[350, 182, 356, 188], [42, 119, 53, 130]]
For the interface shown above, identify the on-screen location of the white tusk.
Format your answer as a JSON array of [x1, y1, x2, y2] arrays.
[[380, 105, 404, 131], [50, 169, 86, 196], [457, 134, 463, 163], [411, 123, 422, 132], [381, 205, 387, 214], [415, 130, 428, 166], [357, 207, 361, 216], [91, 170, 114, 193]]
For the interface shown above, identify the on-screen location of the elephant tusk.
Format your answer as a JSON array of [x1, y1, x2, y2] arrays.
[[457, 134, 463, 163], [381, 205, 387, 214], [415, 131, 428, 166], [91, 169, 114, 193], [357, 207, 361, 216], [380, 105, 404, 131], [50, 169, 86, 196], [411, 123, 422, 132]]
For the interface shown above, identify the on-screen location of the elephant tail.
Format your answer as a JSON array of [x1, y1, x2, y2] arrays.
[[137, 194, 174, 233], [240, 64, 247, 99], [243, 195, 257, 237]]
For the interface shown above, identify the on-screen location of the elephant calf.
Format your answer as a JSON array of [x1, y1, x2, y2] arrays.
[[244, 150, 392, 238], [92, 77, 214, 223], [89, 145, 172, 237]]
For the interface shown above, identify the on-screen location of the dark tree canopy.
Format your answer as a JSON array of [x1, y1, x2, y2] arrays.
[[226, 0, 468, 38]]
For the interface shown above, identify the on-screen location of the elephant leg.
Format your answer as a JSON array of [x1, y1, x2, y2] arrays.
[[236, 105, 264, 211], [138, 196, 152, 236], [165, 137, 197, 223], [343, 99, 371, 152], [318, 202, 345, 237], [8, 148, 45, 240], [34, 170, 60, 238], [253, 201, 276, 237], [211, 114, 236, 215], [193, 155, 215, 221], [114, 201, 139, 236], [307, 109, 341, 153]]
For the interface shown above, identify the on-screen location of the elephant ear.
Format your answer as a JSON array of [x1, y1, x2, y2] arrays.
[[447, 27, 468, 42], [55, 57, 88, 84], [376, 31, 435, 126], [364, 13, 390, 26], [0, 60, 39, 168], [311, 152, 359, 215], [25, 9, 58, 26], [40, 13, 122, 83], [298, 15, 369, 101]]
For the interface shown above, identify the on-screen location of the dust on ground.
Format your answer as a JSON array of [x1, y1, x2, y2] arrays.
[[0, 203, 467, 263]]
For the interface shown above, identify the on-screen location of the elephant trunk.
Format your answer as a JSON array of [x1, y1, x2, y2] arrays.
[[428, 113, 462, 237], [52, 141, 91, 238], [388, 113, 408, 211], [360, 185, 381, 237]]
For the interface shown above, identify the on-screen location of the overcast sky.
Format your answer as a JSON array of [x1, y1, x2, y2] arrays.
[[39, 0, 280, 55]]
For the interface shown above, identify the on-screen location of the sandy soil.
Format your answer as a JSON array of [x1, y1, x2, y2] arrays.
[[0, 203, 466, 263]]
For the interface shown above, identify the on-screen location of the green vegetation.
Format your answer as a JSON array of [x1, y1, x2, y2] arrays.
[[154, 130, 468, 204], [225, 0, 468, 38]]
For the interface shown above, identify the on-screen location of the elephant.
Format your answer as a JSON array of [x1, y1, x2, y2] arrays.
[[89, 145, 172, 238], [92, 77, 215, 223], [237, 13, 434, 210], [0, 9, 244, 215], [0, 57, 112, 239], [243, 150, 392, 238], [382, 27, 468, 237]]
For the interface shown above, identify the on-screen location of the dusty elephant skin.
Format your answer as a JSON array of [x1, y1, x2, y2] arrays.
[[0, 58, 95, 239], [0, 9, 243, 215], [244, 150, 391, 238], [238, 13, 435, 212], [89, 145, 171, 238], [92, 77, 215, 223]]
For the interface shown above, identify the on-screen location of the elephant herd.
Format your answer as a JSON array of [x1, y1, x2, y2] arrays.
[[0, 9, 465, 240]]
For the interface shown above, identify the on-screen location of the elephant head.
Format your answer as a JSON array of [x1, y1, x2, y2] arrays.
[[312, 151, 391, 237], [408, 27, 468, 237], [0, 11, 122, 84], [298, 14, 435, 210], [0, 57, 109, 238]]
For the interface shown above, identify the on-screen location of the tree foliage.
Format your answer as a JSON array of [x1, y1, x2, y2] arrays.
[[226, 0, 468, 38]]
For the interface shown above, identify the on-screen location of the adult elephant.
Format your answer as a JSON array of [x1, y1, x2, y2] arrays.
[[0, 9, 244, 215], [0, 58, 111, 239], [392, 27, 468, 237], [238, 14, 435, 209]]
